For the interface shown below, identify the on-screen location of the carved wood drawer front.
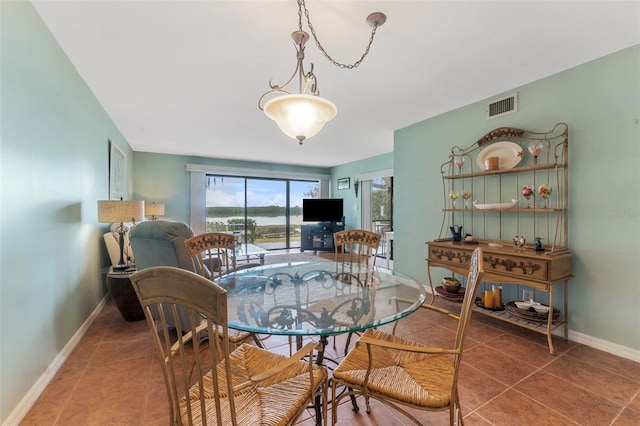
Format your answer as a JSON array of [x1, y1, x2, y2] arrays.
[[427, 243, 557, 284], [428, 246, 473, 266], [482, 254, 548, 281]]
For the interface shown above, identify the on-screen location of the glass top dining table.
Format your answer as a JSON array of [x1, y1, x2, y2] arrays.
[[214, 261, 427, 338]]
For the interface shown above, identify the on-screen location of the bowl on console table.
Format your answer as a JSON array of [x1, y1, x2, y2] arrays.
[[442, 277, 461, 293]]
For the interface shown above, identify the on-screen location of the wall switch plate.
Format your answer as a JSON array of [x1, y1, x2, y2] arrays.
[[523, 289, 534, 301]]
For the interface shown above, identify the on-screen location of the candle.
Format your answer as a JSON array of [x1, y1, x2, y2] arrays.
[[493, 285, 503, 308], [484, 291, 495, 309]]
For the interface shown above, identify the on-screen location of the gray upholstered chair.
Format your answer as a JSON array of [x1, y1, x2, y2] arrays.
[[129, 220, 197, 332], [129, 220, 194, 271]]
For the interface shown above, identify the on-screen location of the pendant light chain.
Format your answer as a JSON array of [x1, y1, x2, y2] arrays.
[[298, 0, 382, 70], [260, 1, 385, 143]]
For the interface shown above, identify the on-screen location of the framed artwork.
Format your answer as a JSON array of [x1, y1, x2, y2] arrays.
[[337, 177, 350, 190], [109, 141, 126, 200]]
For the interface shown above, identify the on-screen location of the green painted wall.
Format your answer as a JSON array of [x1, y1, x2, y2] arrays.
[[0, 2, 134, 422], [394, 45, 640, 352], [330, 152, 393, 229], [132, 151, 330, 224]]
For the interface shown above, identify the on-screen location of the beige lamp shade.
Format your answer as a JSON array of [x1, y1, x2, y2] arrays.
[[263, 94, 337, 144], [145, 202, 165, 220], [97, 200, 145, 224], [145, 202, 165, 217]]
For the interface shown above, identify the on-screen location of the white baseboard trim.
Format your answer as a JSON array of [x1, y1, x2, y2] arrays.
[[566, 329, 640, 363], [424, 288, 640, 363], [2, 296, 108, 426]]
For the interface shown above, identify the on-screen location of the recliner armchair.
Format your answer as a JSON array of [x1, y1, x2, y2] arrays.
[[129, 220, 197, 332], [129, 220, 194, 271]]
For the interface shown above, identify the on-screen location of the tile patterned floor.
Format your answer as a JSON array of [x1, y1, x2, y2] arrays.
[[21, 260, 640, 425]]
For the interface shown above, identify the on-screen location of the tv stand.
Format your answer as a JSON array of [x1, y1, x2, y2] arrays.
[[300, 223, 344, 252]]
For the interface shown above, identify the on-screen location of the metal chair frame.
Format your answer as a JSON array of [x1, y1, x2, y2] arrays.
[[131, 266, 328, 426], [331, 248, 484, 425]]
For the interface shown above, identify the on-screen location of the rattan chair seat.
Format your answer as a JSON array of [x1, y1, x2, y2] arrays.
[[333, 329, 454, 408], [181, 344, 327, 425]]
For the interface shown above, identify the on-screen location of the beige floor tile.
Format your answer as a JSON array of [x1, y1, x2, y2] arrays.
[[457, 362, 509, 411], [515, 370, 622, 425], [485, 333, 556, 367], [613, 408, 640, 425], [543, 354, 640, 406], [464, 320, 507, 344], [402, 324, 458, 348], [567, 344, 640, 379], [627, 391, 640, 413], [18, 279, 640, 426], [463, 343, 539, 386], [461, 411, 494, 425], [474, 388, 575, 425]]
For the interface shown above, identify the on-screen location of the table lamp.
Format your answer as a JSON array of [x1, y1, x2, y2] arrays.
[[98, 199, 145, 270], [145, 202, 165, 220]]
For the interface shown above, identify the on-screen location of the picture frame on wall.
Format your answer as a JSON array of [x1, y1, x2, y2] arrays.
[[337, 177, 350, 190], [109, 141, 126, 200]]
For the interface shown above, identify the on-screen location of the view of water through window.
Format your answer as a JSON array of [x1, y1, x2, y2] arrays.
[[205, 175, 319, 250]]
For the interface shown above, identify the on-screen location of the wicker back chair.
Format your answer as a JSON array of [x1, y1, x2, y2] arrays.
[[130, 266, 328, 426], [332, 229, 381, 355], [331, 248, 484, 425], [184, 232, 265, 349], [184, 232, 238, 280], [333, 229, 381, 268]]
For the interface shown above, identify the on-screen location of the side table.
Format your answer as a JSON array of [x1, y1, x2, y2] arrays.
[[106, 268, 145, 322]]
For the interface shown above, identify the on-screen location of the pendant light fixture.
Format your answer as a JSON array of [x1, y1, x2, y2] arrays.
[[258, 0, 386, 144]]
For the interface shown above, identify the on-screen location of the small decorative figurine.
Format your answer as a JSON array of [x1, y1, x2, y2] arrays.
[[513, 235, 526, 249], [534, 237, 544, 252], [450, 225, 463, 242]]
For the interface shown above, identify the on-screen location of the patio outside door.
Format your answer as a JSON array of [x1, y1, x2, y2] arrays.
[[361, 175, 393, 258], [206, 175, 317, 250]]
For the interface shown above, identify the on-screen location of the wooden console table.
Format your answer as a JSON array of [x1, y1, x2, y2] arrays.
[[427, 239, 572, 354]]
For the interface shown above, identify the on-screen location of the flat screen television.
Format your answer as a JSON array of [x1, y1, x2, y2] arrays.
[[302, 198, 343, 223]]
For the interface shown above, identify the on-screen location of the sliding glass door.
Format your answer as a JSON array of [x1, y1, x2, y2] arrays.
[[206, 175, 317, 250]]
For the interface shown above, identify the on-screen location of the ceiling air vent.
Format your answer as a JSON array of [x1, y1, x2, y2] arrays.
[[486, 93, 517, 119]]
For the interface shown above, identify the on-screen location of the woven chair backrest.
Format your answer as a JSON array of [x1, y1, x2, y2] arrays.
[[184, 232, 237, 280], [130, 266, 237, 426], [333, 229, 381, 267]]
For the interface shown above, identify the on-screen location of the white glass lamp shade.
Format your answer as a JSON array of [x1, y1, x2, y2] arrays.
[[144, 203, 165, 217], [97, 200, 145, 224], [264, 94, 337, 143]]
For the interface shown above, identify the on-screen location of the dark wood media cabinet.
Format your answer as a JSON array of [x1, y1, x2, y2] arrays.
[[300, 223, 344, 252]]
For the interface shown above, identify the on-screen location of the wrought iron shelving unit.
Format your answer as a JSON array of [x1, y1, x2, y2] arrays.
[[426, 123, 572, 354]]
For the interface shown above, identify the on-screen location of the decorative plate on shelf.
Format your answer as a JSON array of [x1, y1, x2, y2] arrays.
[[472, 199, 519, 210], [476, 141, 524, 170], [505, 301, 560, 323], [435, 285, 465, 301]]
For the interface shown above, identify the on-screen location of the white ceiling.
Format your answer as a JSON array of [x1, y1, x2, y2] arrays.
[[32, 1, 640, 168]]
